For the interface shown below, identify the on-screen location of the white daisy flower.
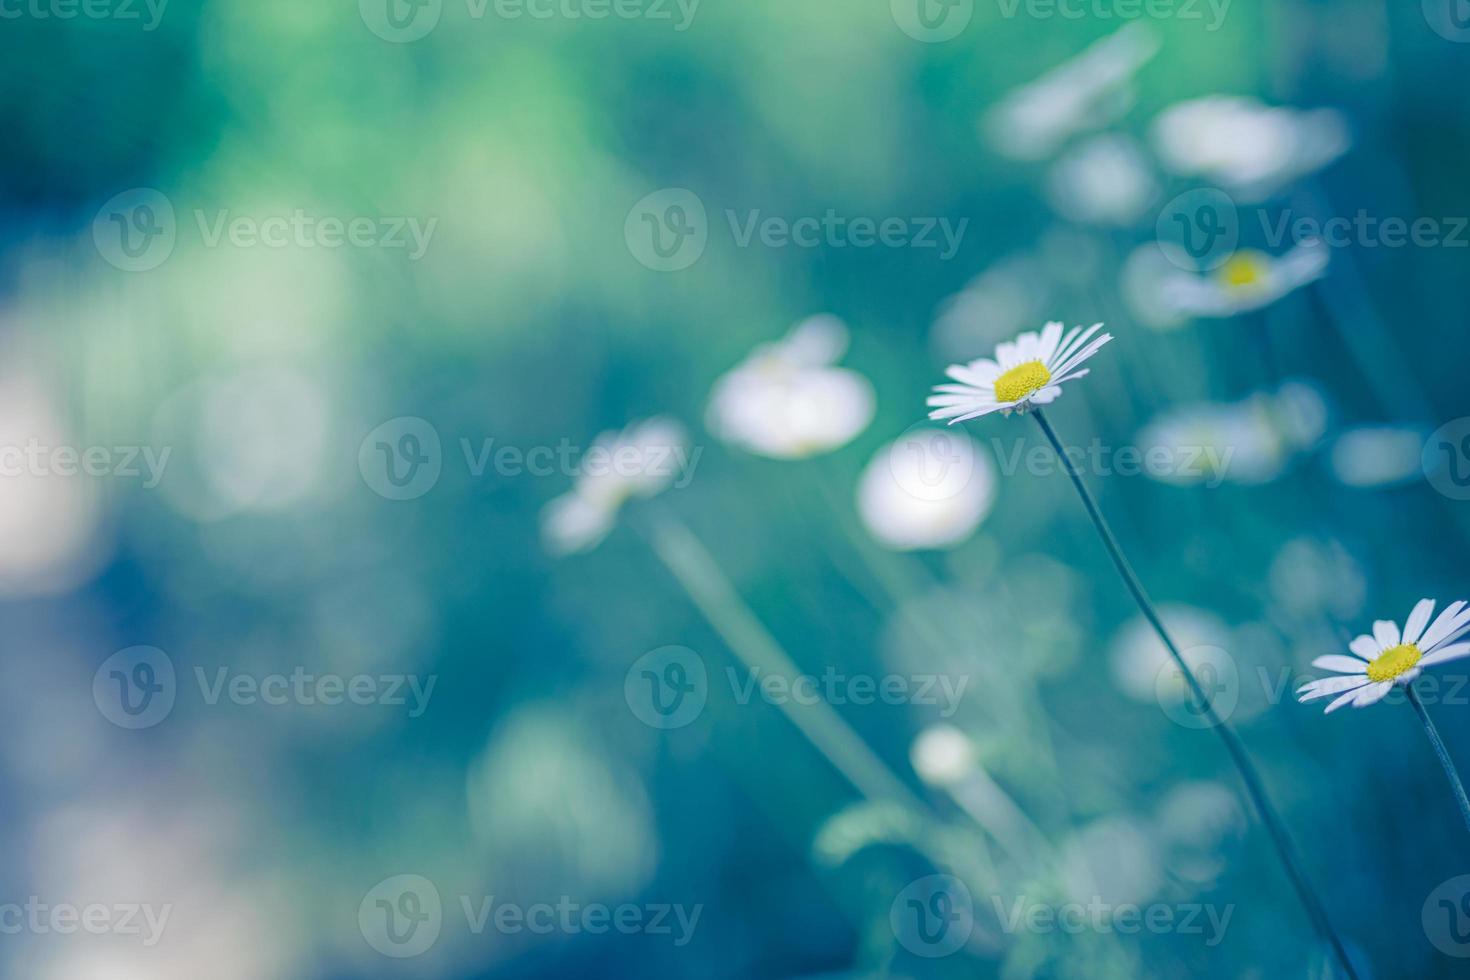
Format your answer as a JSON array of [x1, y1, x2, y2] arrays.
[[1045, 133, 1158, 226], [1298, 600, 1470, 712], [706, 315, 875, 459], [1150, 96, 1350, 201], [855, 429, 997, 551], [1160, 242, 1329, 318], [540, 417, 688, 555], [927, 321, 1113, 424], [984, 23, 1160, 161]]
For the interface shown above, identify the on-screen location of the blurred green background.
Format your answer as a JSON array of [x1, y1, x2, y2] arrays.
[[4, 0, 1470, 977]]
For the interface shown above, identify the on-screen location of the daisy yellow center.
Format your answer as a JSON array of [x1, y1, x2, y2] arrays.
[[994, 360, 1052, 403], [1216, 251, 1268, 292], [1365, 642, 1422, 683]]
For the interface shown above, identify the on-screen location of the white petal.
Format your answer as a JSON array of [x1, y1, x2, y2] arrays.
[[1421, 600, 1470, 651], [1037, 321, 1064, 363], [1403, 598, 1436, 646], [1348, 635, 1378, 661], [1351, 681, 1393, 708], [1372, 620, 1401, 649], [947, 361, 1000, 386], [1051, 333, 1114, 378], [1027, 386, 1062, 405], [1311, 655, 1370, 674], [1323, 688, 1364, 713], [1298, 674, 1369, 701], [1419, 642, 1470, 668]]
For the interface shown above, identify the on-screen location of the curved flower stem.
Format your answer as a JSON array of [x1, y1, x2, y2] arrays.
[[1030, 407, 1359, 980], [1405, 683, 1470, 836]]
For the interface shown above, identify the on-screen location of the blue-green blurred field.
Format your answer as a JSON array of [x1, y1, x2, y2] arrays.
[[4, 1, 1470, 977]]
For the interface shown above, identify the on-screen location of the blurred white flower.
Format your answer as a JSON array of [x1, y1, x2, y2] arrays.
[[929, 321, 1112, 423], [1269, 537, 1365, 620], [1110, 604, 1231, 702], [1121, 242, 1192, 331], [1151, 96, 1350, 200], [540, 417, 687, 555], [984, 24, 1161, 161], [1136, 385, 1323, 487], [910, 724, 978, 786], [930, 254, 1051, 362], [1045, 134, 1158, 226], [1299, 599, 1470, 711], [706, 315, 875, 459], [856, 429, 996, 551], [1329, 425, 1425, 488], [1060, 816, 1162, 908], [1154, 781, 1245, 886], [1160, 243, 1329, 318]]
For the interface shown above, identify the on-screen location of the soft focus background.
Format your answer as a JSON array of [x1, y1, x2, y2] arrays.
[[4, 1, 1470, 977]]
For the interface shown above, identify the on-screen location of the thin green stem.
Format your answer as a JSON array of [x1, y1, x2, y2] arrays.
[[1030, 407, 1359, 980], [1406, 683, 1470, 836]]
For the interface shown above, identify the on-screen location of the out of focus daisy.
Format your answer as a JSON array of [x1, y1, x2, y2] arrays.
[[928, 321, 1112, 423], [1136, 383, 1327, 487], [1045, 133, 1158, 226], [856, 429, 996, 550], [1298, 599, 1470, 712], [540, 417, 688, 555], [1151, 96, 1350, 201], [1160, 242, 1329, 318], [1329, 426, 1425, 488], [707, 315, 875, 459], [984, 24, 1160, 161]]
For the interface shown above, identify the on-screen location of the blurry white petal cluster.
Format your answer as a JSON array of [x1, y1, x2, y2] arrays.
[[540, 417, 687, 555], [856, 428, 997, 551], [1045, 133, 1158, 226], [706, 315, 875, 459], [1126, 242, 1329, 325], [985, 24, 1160, 161], [1151, 96, 1350, 201], [1136, 383, 1326, 487]]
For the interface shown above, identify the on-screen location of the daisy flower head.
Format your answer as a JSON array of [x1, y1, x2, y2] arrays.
[[540, 417, 688, 556], [927, 321, 1113, 425], [1159, 241, 1329, 319], [1298, 599, 1470, 712], [706, 315, 875, 459]]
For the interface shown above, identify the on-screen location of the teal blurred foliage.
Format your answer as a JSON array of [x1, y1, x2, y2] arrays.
[[3, 0, 1470, 977]]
